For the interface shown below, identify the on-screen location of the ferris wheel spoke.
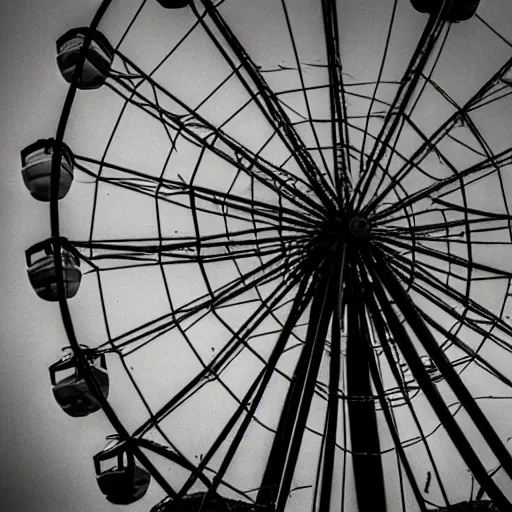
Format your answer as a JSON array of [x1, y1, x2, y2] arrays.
[[468, 81, 512, 113], [361, 105, 463, 213], [101, 248, 305, 354], [257, 258, 338, 510], [274, 0, 336, 191], [75, 156, 318, 230], [353, 15, 446, 211], [475, 11, 512, 49], [320, 0, 353, 201], [359, 289, 428, 511], [137, 438, 259, 503], [385, 256, 512, 384], [316, 245, 346, 512], [363, 56, 512, 217], [361, 274, 452, 508], [376, 235, 512, 280], [186, 274, 318, 500], [72, 235, 308, 271], [373, 212, 512, 238], [132, 268, 313, 445], [346, 111, 435, 176], [306, 106, 446, 214], [391, 290, 512, 378], [75, 226, 306, 250], [430, 197, 512, 226], [344, 266, 387, 511], [365, 255, 512, 509], [382, 245, 512, 337], [192, 0, 338, 211], [91, 269, 195, 475], [421, 312, 512, 389], [354, 0, 400, 204], [105, 67, 324, 215], [136, 438, 212, 489]]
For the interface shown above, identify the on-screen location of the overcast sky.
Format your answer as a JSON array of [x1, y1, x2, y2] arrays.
[[2, 1, 512, 511]]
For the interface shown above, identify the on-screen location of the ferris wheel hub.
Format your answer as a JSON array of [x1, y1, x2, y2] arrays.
[[348, 216, 371, 239], [311, 215, 372, 253]]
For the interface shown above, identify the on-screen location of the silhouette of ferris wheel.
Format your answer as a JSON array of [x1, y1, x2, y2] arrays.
[[21, 1, 512, 510]]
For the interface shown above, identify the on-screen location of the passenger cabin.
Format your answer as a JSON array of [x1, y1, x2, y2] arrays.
[[21, 139, 74, 202], [156, 0, 191, 7], [56, 28, 114, 89], [410, 0, 480, 22], [26, 239, 81, 301], [49, 347, 109, 417], [95, 438, 151, 505]]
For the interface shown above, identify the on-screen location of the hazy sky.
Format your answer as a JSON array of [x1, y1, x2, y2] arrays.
[[2, 1, 512, 511]]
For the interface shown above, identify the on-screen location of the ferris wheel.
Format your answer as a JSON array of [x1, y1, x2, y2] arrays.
[[20, 0, 512, 510]]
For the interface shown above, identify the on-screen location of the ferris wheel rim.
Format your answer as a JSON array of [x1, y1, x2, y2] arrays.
[[36, 1, 512, 510], [47, 0, 184, 501]]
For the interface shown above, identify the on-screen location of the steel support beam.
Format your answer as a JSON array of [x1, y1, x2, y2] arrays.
[[345, 265, 387, 512]]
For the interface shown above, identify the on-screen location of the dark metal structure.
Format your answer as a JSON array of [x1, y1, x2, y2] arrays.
[[23, 0, 512, 510]]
